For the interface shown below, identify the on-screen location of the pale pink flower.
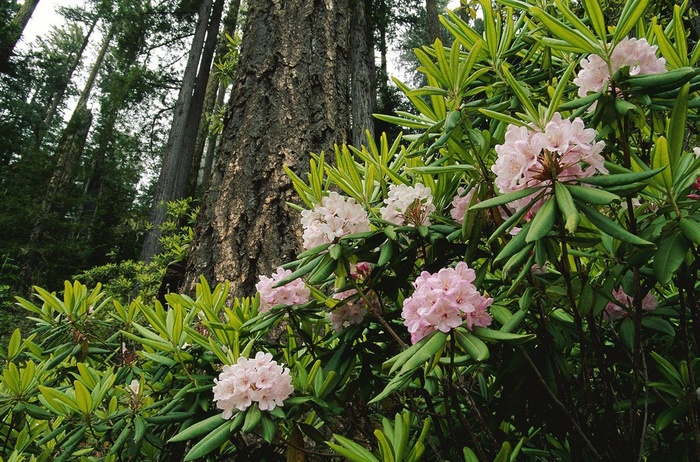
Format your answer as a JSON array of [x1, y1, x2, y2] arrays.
[[300, 192, 371, 249], [450, 187, 477, 223], [380, 183, 436, 226], [328, 289, 370, 332], [604, 287, 658, 321], [402, 261, 492, 344], [213, 352, 294, 417], [256, 267, 311, 312], [492, 113, 606, 216], [574, 37, 666, 97]]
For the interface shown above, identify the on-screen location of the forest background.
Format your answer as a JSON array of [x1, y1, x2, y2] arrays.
[[0, 0, 463, 338]]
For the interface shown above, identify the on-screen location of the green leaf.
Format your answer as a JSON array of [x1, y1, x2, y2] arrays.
[[184, 419, 236, 461], [471, 327, 535, 344], [260, 414, 276, 443], [613, 0, 650, 43], [454, 329, 489, 361], [547, 62, 577, 121], [242, 404, 262, 433], [651, 137, 673, 193], [7, 329, 21, 360], [385, 331, 446, 375], [471, 187, 542, 211], [327, 435, 380, 462], [667, 83, 689, 170], [565, 184, 620, 205], [582, 0, 607, 40], [679, 218, 700, 245], [74, 381, 92, 415], [169, 414, 228, 443], [577, 167, 664, 187], [526, 197, 555, 242], [655, 407, 687, 432], [642, 317, 676, 337], [501, 64, 538, 120], [577, 202, 655, 248], [652, 232, 689, 285], [530, 7, 600, 54], [555, 182, 580, 233]]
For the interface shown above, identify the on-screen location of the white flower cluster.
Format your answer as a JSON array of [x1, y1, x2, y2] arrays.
[[380, 183, 436, 226], [255, 266, 311, 312], [300, 192, 371, 250], [213, 352, 294, 418], [574, 37, 667, 97]]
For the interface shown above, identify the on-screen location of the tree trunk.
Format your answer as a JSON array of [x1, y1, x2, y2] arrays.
[[33, 18, 97, 151], [426, 0, 441, 43], [184, 0, 351, 297], [350, 0, 376, 148], [0, 0, 40, 73], [39, 22, 114, 217], [190, 0, 241, 192], [140, 0, 225, 262]]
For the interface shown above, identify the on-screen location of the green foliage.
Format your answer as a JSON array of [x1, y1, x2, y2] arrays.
[[4, 0, 700, 460], [75, 198, 198, 304]]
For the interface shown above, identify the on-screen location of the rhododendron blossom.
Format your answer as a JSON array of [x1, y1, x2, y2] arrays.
[[300, 192, 371, 249], [402, 261, 493, 344], [450, 187, 477, 223], [328, 289, 370, 332], [604, 287, 658, 321], [491, 113, 606, 215], [213, 352, 294, 418], [255, 267, 311, 312], [574, 37, 667, 97], [380, 183, 436, 226]]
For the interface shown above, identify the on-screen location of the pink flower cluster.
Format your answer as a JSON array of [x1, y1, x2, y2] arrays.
[[213, 352, 294, 418], [255, 267, 311, 312], [300, 192, 371, 250], [328, 289, 369, 332], [402, 262, 493, 344], [380, 183, 436, 226], [604, 287, 658, 321], [492, 113, 606, 214], [574, 37, 667, 97], [450, 187, 476, 223]]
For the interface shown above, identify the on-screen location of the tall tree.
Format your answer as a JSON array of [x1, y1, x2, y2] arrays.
[[426, 0, 441, 43], [0, 0, 40, 73], [189, 0, 241, 192], [184, 0, 351, 296], [140, 0, 225, 262], [350, 0, 376, 147]]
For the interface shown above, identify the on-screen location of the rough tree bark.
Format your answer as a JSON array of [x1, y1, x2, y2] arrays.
[[140, 0, 224, 262], [350, 0, 376, 148], [184, 0, 351, 297]]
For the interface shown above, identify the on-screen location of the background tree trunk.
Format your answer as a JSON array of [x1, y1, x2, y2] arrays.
[[184, 0, 351, 297], [140, 0, 224, 262], [426, 0, 441, 43], [0, 0, 40, 72], [350, 0, 376, 148], [32, 18, 97, 152], [189, 0, 241, 193]]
